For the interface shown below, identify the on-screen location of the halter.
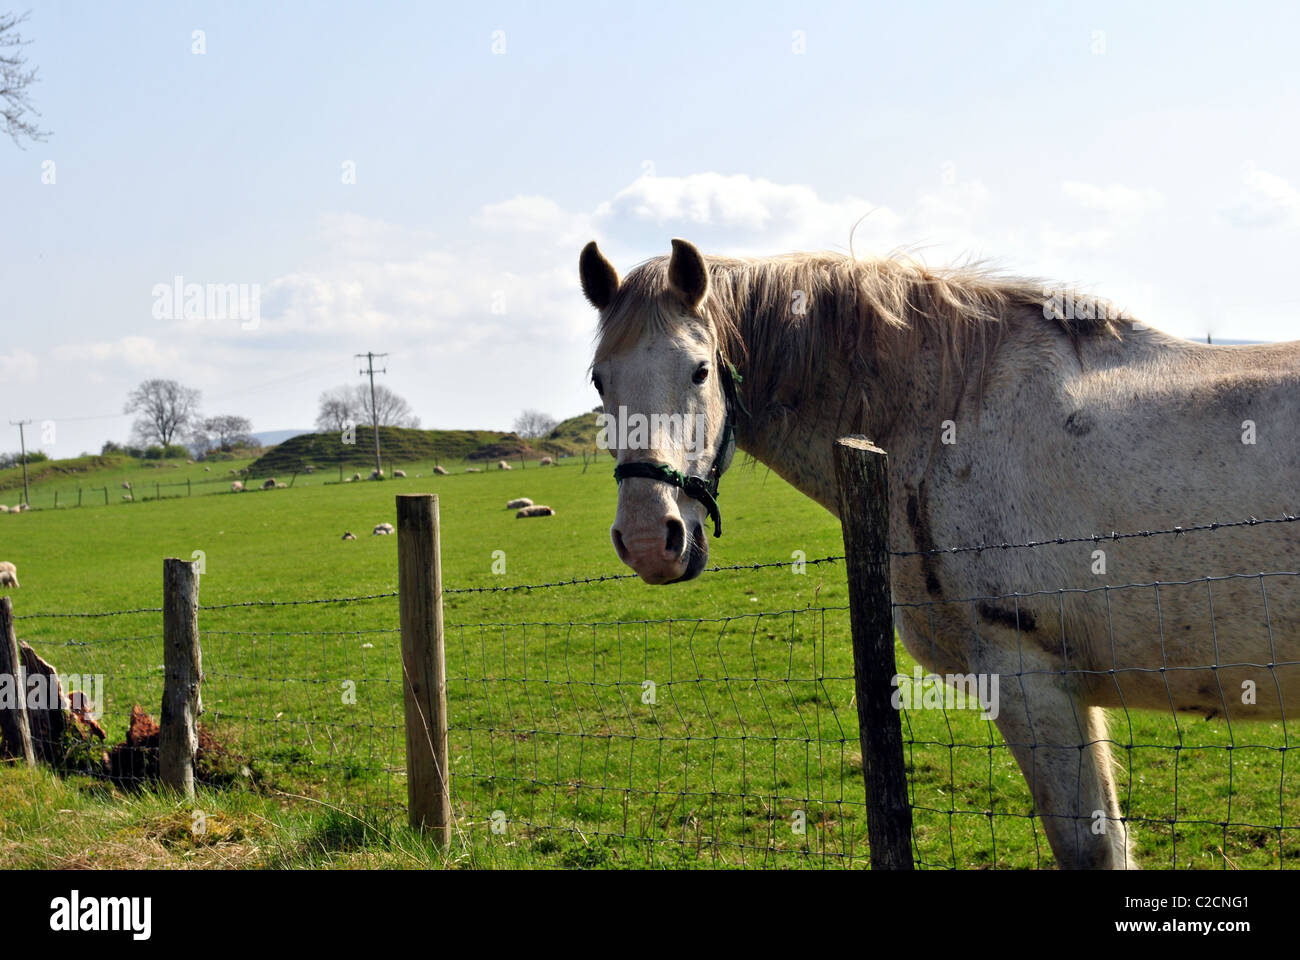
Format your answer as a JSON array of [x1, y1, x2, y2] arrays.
[[612, 357, 744, 538]]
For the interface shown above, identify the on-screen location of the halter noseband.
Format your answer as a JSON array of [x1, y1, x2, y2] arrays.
[[612, 358, 744, 538]]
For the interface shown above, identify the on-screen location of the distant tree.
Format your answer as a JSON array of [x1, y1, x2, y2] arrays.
[[514, 409, 557, 440], [1, 12, 49, 147], [124, 379, 200, 448], [201, 414, 255, 451], [316, 384, 418, 430], [315, 386, 357, 432], [356, 383, 419, 428]]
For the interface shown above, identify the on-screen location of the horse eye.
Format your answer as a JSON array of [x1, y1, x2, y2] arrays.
[[592, 375, 604, 395], [692, 366, 709, 385]]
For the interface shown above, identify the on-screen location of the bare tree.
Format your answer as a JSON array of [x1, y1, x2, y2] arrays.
[[201, 414, 254, 451], [317, 383, 417, 430], [125, 379, 200, 448], [315, 385, 357, 432], [1, 12, 49, 147], [356, 383, 419, 428], [514, 409, 557, 439]]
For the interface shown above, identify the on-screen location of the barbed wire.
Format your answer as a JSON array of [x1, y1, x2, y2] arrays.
[[444, 554, 846, 594], [889, 512, 1300, 558]]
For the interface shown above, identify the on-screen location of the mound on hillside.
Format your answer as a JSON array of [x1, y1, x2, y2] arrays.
[[247, 415, 601, 474], [249, 426, 510, 474]]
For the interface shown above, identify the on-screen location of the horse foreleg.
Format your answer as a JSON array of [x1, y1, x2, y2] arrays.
[[981, 666, 1136, 869]]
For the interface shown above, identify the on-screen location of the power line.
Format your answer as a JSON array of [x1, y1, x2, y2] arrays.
[[8, 420, 31, 506]]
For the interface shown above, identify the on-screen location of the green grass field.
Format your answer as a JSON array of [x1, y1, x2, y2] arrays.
[[0, 455, 1295, 869]]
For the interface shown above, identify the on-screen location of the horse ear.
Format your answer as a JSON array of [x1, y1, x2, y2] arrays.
[[667, 238, 709, 310], [579, 241, 620, 310]]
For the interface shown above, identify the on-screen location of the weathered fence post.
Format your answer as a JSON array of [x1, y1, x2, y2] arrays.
[[833, 436, 914, 870], [396, 493, 450, 846], [160, 557, 202, 797], [0, 597, 35, 766]]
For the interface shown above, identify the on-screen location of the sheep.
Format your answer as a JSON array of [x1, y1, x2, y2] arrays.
[[304, 465, 315, 474], [186, 459, 194, 464], [433, 465, 448, 475], [0, 561, 18, 588], [275, 482, 287, 489], [506, 497, 533, 510], [262, 478, 277, 490], [231, 481, 244, 492], [516, 505, 555, 518], [352, 473, 362, 482], [497, 460, 511, 470], [341, 531, 356, 541], [204, 466, 211, 472], [373, 522, 395, 535], [540, 456, 553, 466], [0, 505, 8, 513], [17, 504, 29, 512], [121, 481, 131, 490], [370, 469, 384, 480], [393, 469, 407, 478], [466, 467, 482, 473], [229, 469, 237, 475]]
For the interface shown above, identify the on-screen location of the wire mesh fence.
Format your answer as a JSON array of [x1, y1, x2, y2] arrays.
[[2, 494, 1297, 870]]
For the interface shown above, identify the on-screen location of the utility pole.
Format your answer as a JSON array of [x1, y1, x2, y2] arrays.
[[9, 420, 31, 507], [356, 352, 388, 475]]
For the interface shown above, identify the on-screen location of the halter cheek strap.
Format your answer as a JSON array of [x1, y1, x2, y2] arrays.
[[612, 357, 744, 538]]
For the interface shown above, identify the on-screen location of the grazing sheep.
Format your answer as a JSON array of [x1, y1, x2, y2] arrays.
[[0, 505, 7, 513], [341, 531, 356, 541], [516, 505, 555, 518], [121, 494, 132, 501], [121, 481, 131, 490], [275, 482, 287, 489], [0, 561, 18, 588], [433, 465, 448, 475], [540, 456, 553, 466], [304, 465, 315, 474], [466, 467, 482, 473], [231, 481, 244, 492], [352, 473, 362, 482], [393, 469, 407, 478], [497, 460, 511, 470], [204, 466, 211, 472], [373, 522, 395, 535], [17, 504, 29, 512], [262, 478, 277, 490], [506, 497, 533, 510], [186, 459, 194, 464], [229, 469, 237, 475], [370, 469, 384, 480]]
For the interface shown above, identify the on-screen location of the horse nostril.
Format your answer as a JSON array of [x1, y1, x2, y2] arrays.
[[664, 518, 685, 557], [611, 528, 630, 562]]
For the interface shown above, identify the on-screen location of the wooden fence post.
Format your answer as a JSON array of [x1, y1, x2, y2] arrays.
[[160, 557, 202, 797], [0, 597, 35, 766], [833, 436, 914, 870], [396, 493, 450, 846]]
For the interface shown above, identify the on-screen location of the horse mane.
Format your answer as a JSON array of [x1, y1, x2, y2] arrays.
[[594, 251, 1128, 421]]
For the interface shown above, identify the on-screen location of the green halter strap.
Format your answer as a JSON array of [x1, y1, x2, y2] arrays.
[[612, 357, 744, 538]]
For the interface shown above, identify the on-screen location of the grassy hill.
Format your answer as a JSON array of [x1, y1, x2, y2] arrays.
[[248, 413, 602, 474]]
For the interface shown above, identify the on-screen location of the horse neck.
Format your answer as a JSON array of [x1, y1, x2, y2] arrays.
[[724, 279, 947, 514]]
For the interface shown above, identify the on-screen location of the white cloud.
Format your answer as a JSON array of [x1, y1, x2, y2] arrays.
[[0, 348, 38, 384], [597, 172, 902, 253], [1223, 167, 1300, 228], [1061, 181, 1164, 220]]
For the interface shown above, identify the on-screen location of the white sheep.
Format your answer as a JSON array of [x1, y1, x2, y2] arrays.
[[231, 481, 244, 492], [372, 522, 395, 535], [506, 497, 533, 510], [0, 561, 18, 588]]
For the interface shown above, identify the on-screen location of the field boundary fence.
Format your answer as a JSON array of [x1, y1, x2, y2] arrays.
[[2, 439, 1297, 869]]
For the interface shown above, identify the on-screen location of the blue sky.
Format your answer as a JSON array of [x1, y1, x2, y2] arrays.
[[3, 1, 1298, 455]]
